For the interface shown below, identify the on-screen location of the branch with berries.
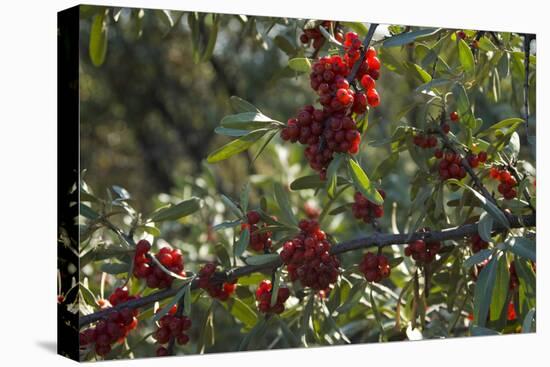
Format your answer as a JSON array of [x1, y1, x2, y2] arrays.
[[79, 212, 534, 328]]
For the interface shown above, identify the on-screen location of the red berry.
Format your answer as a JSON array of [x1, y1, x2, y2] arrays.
[[450, 111, 459, 121]]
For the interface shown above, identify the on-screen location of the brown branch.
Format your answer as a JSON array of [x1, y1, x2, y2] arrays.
[[78, 213, 535, 328]]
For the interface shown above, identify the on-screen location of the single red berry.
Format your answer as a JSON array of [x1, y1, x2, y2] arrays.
[[450, 111, 459, 121]]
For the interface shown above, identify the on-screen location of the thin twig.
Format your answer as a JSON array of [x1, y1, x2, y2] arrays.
[[78, 213, 535, 328], [346, 23, 379, 83]]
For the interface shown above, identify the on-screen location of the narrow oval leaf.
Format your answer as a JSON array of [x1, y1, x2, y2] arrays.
[[89, 12, 108, 67], [473, 254, 499, 326], [463, 249, 492, 269], [348, 159, 383, 205], [477, 212, 494, 243], [154, 284, 189, 322], [149, 197, 201, 222], [234, 227, 250, 258], [229, 96, 261, 113], [207, 129, 268, 163], [290, 175, 323, 190], [383, 28, 440, 48], [288, 58, 311, 73], [505, 237, 536, 262], [489, 253, 509, 321], [273, 183, 298, 226], [326, 154, 344, 198], [221, 112, 277, 130], [458, 39, 475, 73]]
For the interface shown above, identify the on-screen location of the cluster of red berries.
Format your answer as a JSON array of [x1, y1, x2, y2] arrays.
[[197, 263, 237, 301], [279, 219, 340, 291], [299, 21, 340, 50], [280, 31, 381, 178], [80, 287, 139, 357], [359, 252, 391, 283], [413, 133, 439, 149], [470, 234, 489, 253], [154, 305, 192, 357], [133, 240, 184, 289], [242, 210, 272, 252], [351, 190, 385, 223], [489, 167, 518, 199], [405, 231, 442, 264], [435, 150, 467, 180], [255, 280, 291, 314]]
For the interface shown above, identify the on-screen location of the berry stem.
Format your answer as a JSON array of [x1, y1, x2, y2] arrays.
[[78, 213, 535, 328]]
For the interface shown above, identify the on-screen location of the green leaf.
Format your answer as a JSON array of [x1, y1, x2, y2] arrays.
[[383, 28, 440, 48], [215, 244, 232, 268], [471, 326, 500, 336], [326, 154, 344, 198], [80, 203, 99, 219], [89, 11, 108, 67], [505, 237, 536, 262], [234, 227, 250, 258], [149, 197, 201, 222], [273, 35, 296, 55], [229, 96, 261, 113], [201, 14, 219, 62], [336, 281, 366, 314], [270, 271, 281, 307], [370, 287, 385, 338], [214, 127, 250, 137], [245, 253, 280, 266], [183, 284, 192, 315], [477, 212, 494, 243], [221, 112, 278, 130], [138, 225, 161, 237], [457, 39, 475, 73], [341, 22, 369, 37], [154, 284, 190, 322], [503, 132, 521, 160], [522, 308, 535, 333], [348, 159, 383, 205], [273, 183, 298, 226], [240, 182, 250, 213], [448, 180, 510, 229], [301, 296, 315, 346], [490, 253, 509, 321], [452, 83, 476, 129], [212, 219, 241, 231], [276, 316, 300, 347], [230, 298, 258, 328], [220, 194, 243, 218], [478, 118, 524, 137], [290, 175, 324, 190], [473, 254, 498, 326], [288, 58, 311, 73], [463, 249, 492, 269], [478, 36, 497, 52], [207, 129, 269, 163], [238, 318, 266, 351]]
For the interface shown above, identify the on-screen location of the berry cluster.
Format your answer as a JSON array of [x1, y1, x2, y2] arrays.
[[280, 219, 340, 291], [299, 21, 340, 50], [197, 263, 237, 301], [359, 252, 391, 283], [133, 240, 184, 289], [435, 151, 467, 180], [405, 231, 442, 264], [413, 133, 438, 148], [255, 280, 291, 314], [280, 31, 381, 178], [243, 210, 273, 252], [470, 234, 489, 253], [489, 167, 518, 199], [351, 190, 385, 223], [80, 287, 139, 357], [153, 305, 192, 357]]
